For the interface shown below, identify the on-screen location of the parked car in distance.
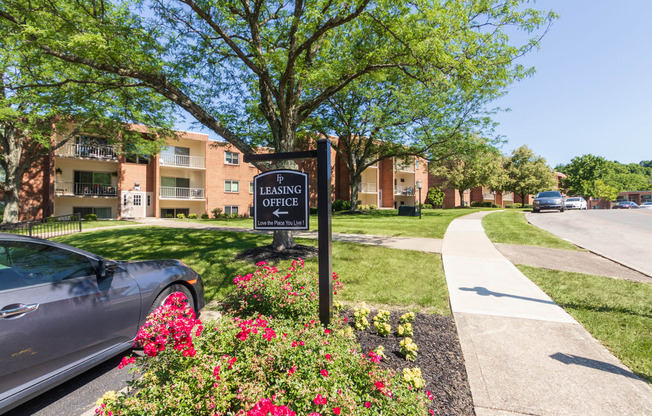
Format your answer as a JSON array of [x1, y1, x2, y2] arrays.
[[638, 202, 652, 210], [564, 197, 588, 210], [0, 233, 205, 414], [613, 201, 639, 209], [533, 191, 565, 213]]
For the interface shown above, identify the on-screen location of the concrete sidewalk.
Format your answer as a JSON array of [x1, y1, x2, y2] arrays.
[[442, 211, 652, 415]]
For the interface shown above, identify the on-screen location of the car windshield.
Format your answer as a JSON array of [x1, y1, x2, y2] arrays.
[[536, 191, 561, 198], [643, 202, 652, 206], [567, 198, 579, 201]]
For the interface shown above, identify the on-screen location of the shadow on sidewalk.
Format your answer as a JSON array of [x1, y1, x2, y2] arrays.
[[550, 352, 642, 381], [459, 286, 558, 305]]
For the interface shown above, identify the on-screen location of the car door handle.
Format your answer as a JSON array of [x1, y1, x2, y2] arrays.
[[1, 303, 39, 318]]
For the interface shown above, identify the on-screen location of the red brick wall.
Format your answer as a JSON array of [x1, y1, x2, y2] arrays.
[[17, 154, 52, 221], [378, 159, 394, 208]]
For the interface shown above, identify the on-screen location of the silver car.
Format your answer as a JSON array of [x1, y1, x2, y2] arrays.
[[564, 197, 587, 210], [0, 233, 205, 413], [639, 202, 652, 210], [533, 191, 565, 213]]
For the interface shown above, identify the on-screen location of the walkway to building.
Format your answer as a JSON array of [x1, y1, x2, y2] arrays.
[[442, 211, 652, 416]]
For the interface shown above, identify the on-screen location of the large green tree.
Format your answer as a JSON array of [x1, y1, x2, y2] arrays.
[[0, 15, 175, 223], [503, 145, 556, 206], [430, 136, 504, 205], [1, 0, 555, 247], [558, 154, 610, 199]]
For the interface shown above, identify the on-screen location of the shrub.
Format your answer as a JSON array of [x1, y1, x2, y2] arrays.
[[399, 311, 415, 324], [166, 214, 174, 218], [332, 199, 344, 211], [212, 207, 222, 218], [177, 213, 186, 219], [369, 204, 377, 210], [397, 323, 414, 337], [341, 200, 351, 211], [353, 302, 371, 331], [421, 203, 433, 209], [309, 206, 318, 215], [188, 213, 198, 219], [201, 213, 209, 219], [84, 214, 98, 221], [69, 215, 78, 222], [400, 337, 418, 361], [46, 216, 58, 223], [100, 263, 431, 416], [359, 204, 369, 211], [425, 187, 445, 206], [505, 204, 519, 209]]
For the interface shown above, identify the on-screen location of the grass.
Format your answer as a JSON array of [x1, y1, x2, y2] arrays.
[[54, 226, 449, 314], [519, 265, 652, 383], [185, 207, 494, 239], [82, 220, 140, 229], [482, 210, 581, 251]]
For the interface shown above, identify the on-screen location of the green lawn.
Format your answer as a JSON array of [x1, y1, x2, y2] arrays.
[[519, 265, 652, 383], [54, 226, 449, 314], [187, 207, 494, 239], [82, 220, 140, 229], [482, 210, 580, 251]]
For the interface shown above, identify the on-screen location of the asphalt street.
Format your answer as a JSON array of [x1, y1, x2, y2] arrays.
[[526, 209, 652, 277]]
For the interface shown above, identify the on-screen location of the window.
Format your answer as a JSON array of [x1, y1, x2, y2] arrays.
[[224, 206, 239, 215], [125, 143, 150, 164], [415, 159, 419, 170], [225, 152, 239, 165], [249, 181, 254, 194], [147, 195, 151, 206], [225, 180, 239, 193], [73, 207, 112, 219], [133, 194, 142, 206], [161, 177, 190, 188], [0, 242, 95, 291], [161, 208, 189, 218], [73, 171, 115, 195]]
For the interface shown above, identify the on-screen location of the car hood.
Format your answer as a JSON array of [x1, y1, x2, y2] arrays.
[[117, 259, 197, 277]]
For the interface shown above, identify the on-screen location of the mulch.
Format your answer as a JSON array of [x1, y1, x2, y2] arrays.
[[235, 244, 319, 264], [341, 309, 474, 416]]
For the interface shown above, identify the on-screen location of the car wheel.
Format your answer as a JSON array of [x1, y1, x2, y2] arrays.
[[148, 284, 195, 316], [560, 208, 565, 212]]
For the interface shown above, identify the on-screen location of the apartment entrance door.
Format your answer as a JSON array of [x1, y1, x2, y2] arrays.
[[121, 191, 146, 218]]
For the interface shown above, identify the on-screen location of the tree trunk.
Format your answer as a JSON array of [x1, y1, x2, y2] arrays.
[[458, 189, 465, 207], [349, 174, 361, 211], [2, 191, 19, 224], [269, 127, 297, 250]]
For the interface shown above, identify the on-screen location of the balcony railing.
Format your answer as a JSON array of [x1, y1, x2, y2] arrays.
[[357, 183, 377, 193], [160, 154, 205, 168], [55, 142, 118, 160], [483, 192, 495, 200], [54, 182, 117, 197], [160, 186, 205, 199], [502, 192, 514, 201], [395, 186, 415, 196]]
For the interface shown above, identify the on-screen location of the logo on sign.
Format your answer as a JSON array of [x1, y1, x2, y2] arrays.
[[254, 170, 309, 230]]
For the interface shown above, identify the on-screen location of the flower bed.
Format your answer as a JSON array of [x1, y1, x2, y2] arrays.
[[97, 261, 436, 415]]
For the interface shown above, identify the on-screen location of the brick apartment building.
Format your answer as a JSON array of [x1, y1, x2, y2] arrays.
[[6, 130, 430, 221]]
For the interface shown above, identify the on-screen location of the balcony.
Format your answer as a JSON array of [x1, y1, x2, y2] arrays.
[[395, 186, 415, 196], [55, 143, 118, 161], [502, 192, 514, 201], [357, 183, 378, 193], [483, 192, 495, 200], [55, 182, 117, 197], [160, 186, 205, 200], [159, 154, 205, 169], [394, 162, 415, 173]]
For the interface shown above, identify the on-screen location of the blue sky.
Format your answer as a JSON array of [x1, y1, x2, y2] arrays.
[[492, 0, 652, 168], [176, 1, 651, 168]]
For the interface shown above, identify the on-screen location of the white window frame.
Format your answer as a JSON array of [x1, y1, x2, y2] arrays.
[[249, 181, 254, 194], [225, 151, 239, 165], [224, 205, 239, 215], [225, 180, 239, 193]]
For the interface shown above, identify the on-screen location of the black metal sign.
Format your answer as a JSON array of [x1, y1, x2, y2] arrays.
[[254, 170, 309, 230]]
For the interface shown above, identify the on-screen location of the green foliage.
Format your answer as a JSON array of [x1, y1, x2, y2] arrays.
[[84, 214, 98, 221], [341, 200, 352, 211], [176, 213, 186, 219], [211, 208, 222, 219], [504, 145, 556, 202], [560, 154, 610, 198], [201, 213, 209, 220], [397, 323, 414, 337], [165, 214, 174, 218], [399, 338, 418, 362], [188, 213, 198, 219], [470, 201, 498, 208], [100, 264, 431, 415], [332, 200, 345, 211], [425, 187, 445, 206], [309, 206, 318, 215]]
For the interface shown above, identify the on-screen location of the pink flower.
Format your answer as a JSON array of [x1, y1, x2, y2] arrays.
[[333, 407, 341, 415], [364, 402, 371, 408], [299, 341, 305, 346], [374, 381, 384, 390], [313, 394, 327, 406], [321, 369, 329, 377], [325, 354, 332, 361], [426, 390, 433, 401], [324, 329, 331, 335], [292, 341, 298, 347], [430, 410, 434, 415], [288, 365, 297, 375], [118, 356, 135, 369]]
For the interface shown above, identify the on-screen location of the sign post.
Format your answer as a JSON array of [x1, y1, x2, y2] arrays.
[[244, 139, 333, 326]]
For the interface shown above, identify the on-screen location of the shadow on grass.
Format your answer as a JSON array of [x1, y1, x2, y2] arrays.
[[54, 226, 280, 303]]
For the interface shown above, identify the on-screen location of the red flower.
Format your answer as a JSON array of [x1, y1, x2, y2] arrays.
[[313, 394, 327, 406], [288, 365, 297, 375], [374, 381, 384, 390], [321, 369, 329, 377], [364, 402, 371, 408], [333, 407, 341, 415], [325, 354, 332, 361]]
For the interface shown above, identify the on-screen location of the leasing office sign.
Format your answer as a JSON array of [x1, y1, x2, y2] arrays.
[[253, 170, 309, 230]]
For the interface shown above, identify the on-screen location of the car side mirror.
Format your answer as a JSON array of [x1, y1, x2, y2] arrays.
[[98, 259, 117, 278]]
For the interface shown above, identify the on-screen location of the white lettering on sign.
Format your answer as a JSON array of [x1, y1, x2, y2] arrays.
[[259, 185, 303, 195], [261, 198, 299, 207]]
